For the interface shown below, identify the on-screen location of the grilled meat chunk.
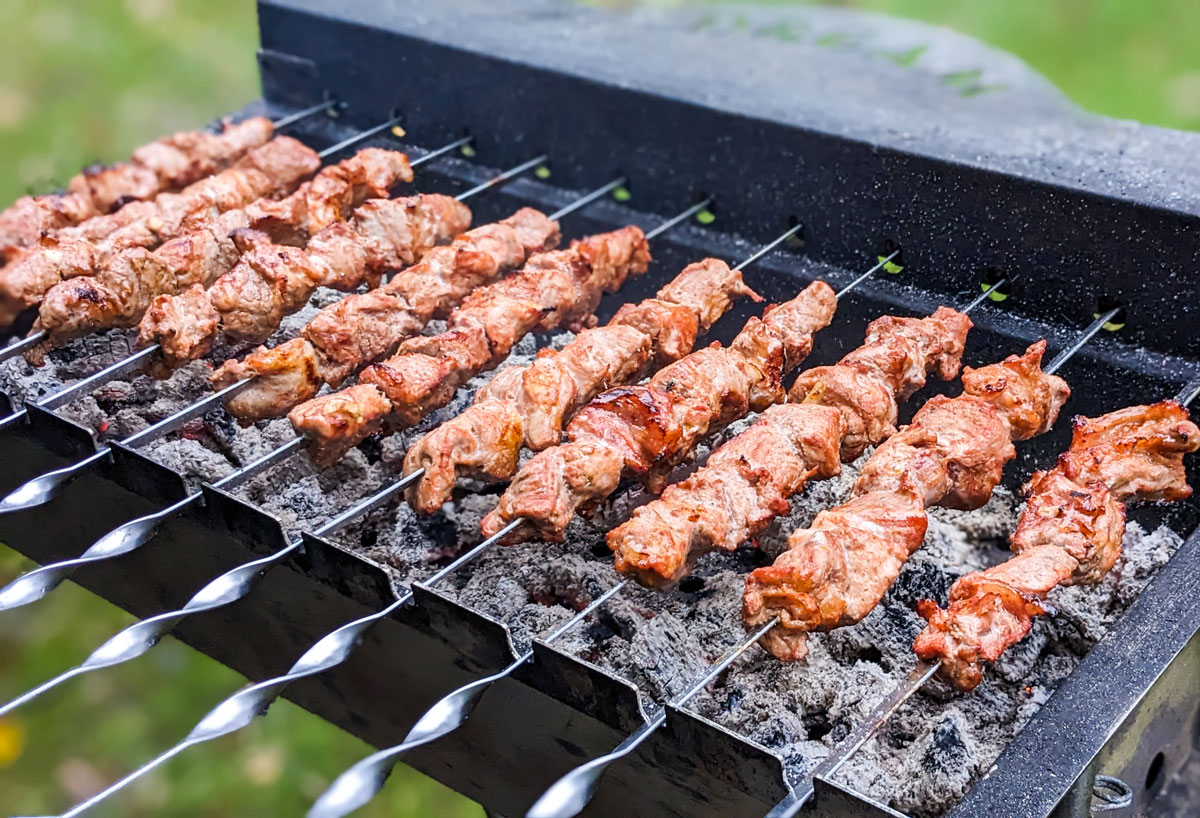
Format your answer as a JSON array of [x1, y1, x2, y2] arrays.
[[212, 338, 322, 425], [610, 403, 845, 588], [403, 258, 759, 513], [140, 284, 221, 378], [914, 400, 1199, 690], [744, 342, 1068, 661], [288, 384, 393, 466], [304, 207, 560, 387], [481, 280, 836, 543]]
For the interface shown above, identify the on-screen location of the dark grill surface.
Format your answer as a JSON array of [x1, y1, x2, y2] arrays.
[[2, 2, 1200, 817]]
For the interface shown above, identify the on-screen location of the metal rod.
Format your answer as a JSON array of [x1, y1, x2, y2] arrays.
[[732, 223, 802, 271], [0, 375, 250, 515], [1044, 306, 1122, 375], [0, 329, 46, 363], [0, 436, 304, 613], [547, 177, 626, 221], [317, 114, 405, 159], [271, 100, 337, 130], [643, 198, 711, 241], [835, 248, 900, 299], [408, 135, 473, 169], [0, 466, 419, 720], [962, 275, 1009, 314], [1175, 377, 1200, 408], [307, 580, 630, 818], [454, 154, 549, 202], [526, 617, 779, 818]]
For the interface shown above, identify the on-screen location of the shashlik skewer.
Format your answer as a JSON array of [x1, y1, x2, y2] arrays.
[[0, 116, 275, 265], [25, 147, 416, 363], [913, 399, 1200, 690], [401, 257, 763, 513], [742, 340, 1071, 661], [478, 277, 845, 543], [605, 307, 973, 588], [0, 135, 322, 332], [211, 204, 563, 423], [289, 223, 654, 466]]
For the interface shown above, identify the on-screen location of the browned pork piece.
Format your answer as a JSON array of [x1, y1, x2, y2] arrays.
[[0, 116, 274, 263], [2, 136, 321, 335], [607, 307, 973, 589], [743, 341, 1070, 662], [290, 225, 650, 466], [212, 207, 559, 425], [26, 148, 412, 362], [913, 400, 1199, 690], [402, 258, 762, 513], [480, 280, 838, 544]]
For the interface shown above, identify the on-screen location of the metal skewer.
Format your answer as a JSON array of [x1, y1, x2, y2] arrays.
[[527, 617, 780, 818], [835, 248, 900, 298], [36, 197, 708, 817], [308, 580, 631, 818], [270, 99, 340, 131]]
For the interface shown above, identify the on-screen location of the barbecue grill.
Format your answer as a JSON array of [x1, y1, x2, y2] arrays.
[[2, 1, 1200, 816]]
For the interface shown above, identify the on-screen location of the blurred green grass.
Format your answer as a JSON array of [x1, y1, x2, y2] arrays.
[[0, 0, 1197, 815]]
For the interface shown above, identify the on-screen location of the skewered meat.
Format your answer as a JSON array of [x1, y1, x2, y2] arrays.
[[212, 338, 323, 422], [481, 280, 837, 543], [212, 205, 552, 426], [0, 117, 273, 260], [743, 342, 1069, 661], [606, 307, 972, 588], [291, 226, 650, 466], [790, 306, 973, 460], [914, 400, 1198, 690], [303, 207, 561, 388], [3, 136, 320, 334], [288, 384, 394, 467], [403, 258, 761, 513], [28, 148, 411, 359]]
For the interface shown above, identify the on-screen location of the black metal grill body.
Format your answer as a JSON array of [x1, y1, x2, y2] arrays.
[[2, 2, 1200, 816]]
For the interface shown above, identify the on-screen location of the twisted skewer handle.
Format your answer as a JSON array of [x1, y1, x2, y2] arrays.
[[527, 617, 778, 818], [0, 436, 303, 613], [308, 580, 629, 818]]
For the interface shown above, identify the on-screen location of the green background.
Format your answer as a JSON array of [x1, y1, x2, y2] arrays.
[[0, 0, 1196, 815]]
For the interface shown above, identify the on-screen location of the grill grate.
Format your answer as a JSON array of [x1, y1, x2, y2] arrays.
[[2, 2, 1200, 816]]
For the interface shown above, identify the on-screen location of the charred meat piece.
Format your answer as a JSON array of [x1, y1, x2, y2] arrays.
[[745, 342, 1069, 661], [288, 384, 393, 467], [481, 280, 836, 543], [403, 258, 760, 513], [212, 338, 323, 425], [914, 400, 1199, 690]]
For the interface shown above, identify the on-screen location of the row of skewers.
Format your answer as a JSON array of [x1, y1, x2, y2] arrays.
[[0, 113, 1197, 818]]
